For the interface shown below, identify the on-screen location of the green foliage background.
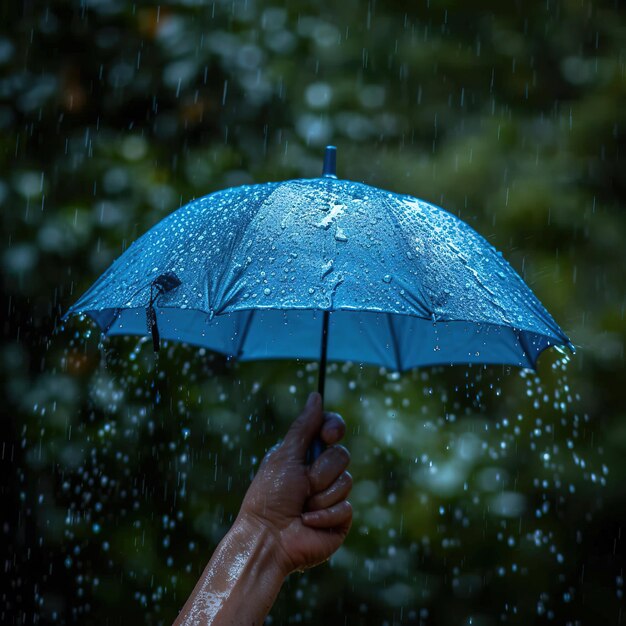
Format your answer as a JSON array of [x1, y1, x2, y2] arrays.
[[1, 1, 624, 624]]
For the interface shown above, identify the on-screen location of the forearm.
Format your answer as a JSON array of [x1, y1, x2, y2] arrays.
[[173, 515, 287, 626]]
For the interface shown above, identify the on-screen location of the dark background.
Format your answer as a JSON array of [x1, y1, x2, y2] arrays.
[[1, 1, 624, 624]]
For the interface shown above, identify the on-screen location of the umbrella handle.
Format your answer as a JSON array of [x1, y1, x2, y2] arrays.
[[307, 437, 325, 464]]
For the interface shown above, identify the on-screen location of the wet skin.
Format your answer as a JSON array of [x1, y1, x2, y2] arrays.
[[173, 392, 352, 625]]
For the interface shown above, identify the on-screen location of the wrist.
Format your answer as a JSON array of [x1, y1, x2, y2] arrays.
[[234, 511, 294, 578]]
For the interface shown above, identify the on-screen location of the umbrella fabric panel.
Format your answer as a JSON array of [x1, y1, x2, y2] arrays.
[[206, 179, 432, 320], [92, 307, 247, 356], [238, 309, 399, 369], [89, 307, 546, 370], [388, 314, 548, 369], [382, 193, 567, 342], [234, 309, 329, 362], [69, 182, 282, 314]]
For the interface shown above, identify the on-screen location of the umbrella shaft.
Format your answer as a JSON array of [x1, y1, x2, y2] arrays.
[[317, 310, 330, 399]]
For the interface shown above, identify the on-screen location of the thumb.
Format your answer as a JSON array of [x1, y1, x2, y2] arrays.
[[283, 392, 323, 459]]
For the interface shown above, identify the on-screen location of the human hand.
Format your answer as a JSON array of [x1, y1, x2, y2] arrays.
[[236, 392, 352, 576]]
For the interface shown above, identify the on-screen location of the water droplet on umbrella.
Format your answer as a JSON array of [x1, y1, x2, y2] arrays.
[[383, 274, 392, 283], [335, 226, 348, 242], [321, 259, 334, 278]]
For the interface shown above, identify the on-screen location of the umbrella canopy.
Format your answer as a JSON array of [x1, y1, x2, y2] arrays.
[[66, 146, 572, 377]]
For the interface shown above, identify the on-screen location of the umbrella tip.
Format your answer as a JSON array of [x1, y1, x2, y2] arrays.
[[322, 145, 337, 178]]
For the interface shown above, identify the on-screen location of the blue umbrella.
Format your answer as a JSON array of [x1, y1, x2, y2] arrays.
[[66, 146, 572, 452]]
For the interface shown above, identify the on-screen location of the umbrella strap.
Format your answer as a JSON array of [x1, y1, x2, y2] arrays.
[[146, 272, 183, 353], [147, 284, 162, 352]]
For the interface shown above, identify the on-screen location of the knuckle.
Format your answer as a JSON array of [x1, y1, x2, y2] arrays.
[[324, 412, 344, 426]]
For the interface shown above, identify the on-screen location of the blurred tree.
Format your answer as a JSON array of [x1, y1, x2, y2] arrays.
[[1, 0, 624, 624]]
